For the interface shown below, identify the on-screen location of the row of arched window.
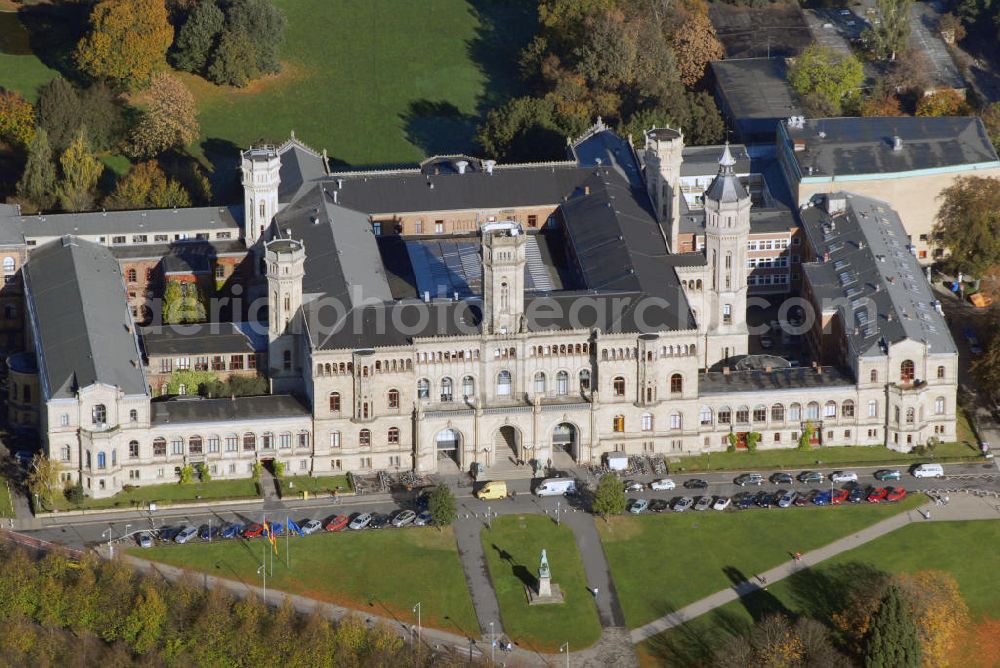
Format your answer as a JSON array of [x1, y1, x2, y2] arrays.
[[680, 279, 703, 291], [144, 431, 311, 457], [339, 427, 400, 448], [532, 343, 589, 356], [876, 361, 946, 384]]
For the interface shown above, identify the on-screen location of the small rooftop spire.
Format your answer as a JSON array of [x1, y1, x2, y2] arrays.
[[719, 141, 736, 171]]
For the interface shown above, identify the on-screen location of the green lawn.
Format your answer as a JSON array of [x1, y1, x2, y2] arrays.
[[278, 474, 351, 498], [0, 473, 14, 518], [637, 519, 1000, 667], [131, 526, 478, 636], [670, 441, 981, 474], [0, 9, 61, 102], [482, 515, 602, 652], [50, 478, 260, 511], [599, 495, 924, 629]]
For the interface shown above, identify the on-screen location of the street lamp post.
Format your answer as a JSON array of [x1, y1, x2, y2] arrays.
[[412, 602, 421, 647], [559, 642, 570, 668], [490, 621, 495, 664], [124, 524, 131, 542], [556, 500, 561, 526], [102, 528, 113, 557], [258, 542, 266, 603]]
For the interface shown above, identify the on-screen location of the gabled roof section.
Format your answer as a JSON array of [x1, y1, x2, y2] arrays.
[[800, 193, 957, 357], [277, 136, 329, 203], [24, 237, 146, 400]]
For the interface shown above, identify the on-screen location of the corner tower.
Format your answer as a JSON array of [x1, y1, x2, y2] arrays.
[[265, 238, 305, 392], [241, 145, 282, 243], [703, 143, 750, 365], [481, 221, 526, 335], [643, 127, 684, 250]]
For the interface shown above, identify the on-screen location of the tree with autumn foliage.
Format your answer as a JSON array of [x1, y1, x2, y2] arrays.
[[713, 614, 848, 667], [894, 570, 969, 667], [788, 44, 864, 116], [56, 129, 104, 212], [668, 10, 724, 87], [0, 89, 35, 149], [916, 89, 969, 116], [934, 176, 1000, 277], [106, 161, 192, 210], [861, 91, 904, 117], [75, 0, 174, 91], [127, 73, 200, 159]]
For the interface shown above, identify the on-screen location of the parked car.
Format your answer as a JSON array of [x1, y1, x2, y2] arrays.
[[159, 526, 182, 542], [628, 498, 650, 514], [649, 498, 670, 513], [757, 493, 777, 508], [874, 469, 901, 481], [683, 478, 709, 489], [885, 487, 907, 502], [911, 463, 945, 479], [798, 471, 823, 483], [792, 492, 811, 507], [736, 493, 755, 510], [301, 519, 323, 535], [414, 511, 433, 526], [198, 524, 219, 541], [770, 472, 794, 485], [415, 489, 433, 511], [243, 523, 264, 538], [830, 471, 858, 483], [812, 491, 832, 506], [712, 496, 731, 511], [220, 523, 243, 539], [623, 480, 645, 492], [137, 532, 154, 548], [175, 526, 198, 544], [777, 490, 798, 508], [831, 489, 850, 505], [268, 522, 285, 537], [325, 515, 350, 532], [349, 513, 373, 530], [369, 513, 391, 529], [650, 478, 676, 491], [694, 496, 713, 511], [391, 510, 417, 527], [867, 487, 889, 503], [965, 327, 982, 354], [673, 496, 694, 512], [735, 473, 764, 487]]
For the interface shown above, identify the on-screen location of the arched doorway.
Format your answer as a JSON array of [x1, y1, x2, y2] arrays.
[[436, 428, 462, 466], [552, 422, 577, 461], [496, 425, 520, 464]]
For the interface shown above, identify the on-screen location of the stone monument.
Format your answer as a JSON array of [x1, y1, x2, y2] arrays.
[[527, 548, 564, 605]]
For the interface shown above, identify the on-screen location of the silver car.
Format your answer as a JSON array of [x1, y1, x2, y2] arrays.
[[301, 519, 323, 535], [175, 525, 198, 544], [392, 510, 417, 527], [777, 490, 798, 508], [349, 513, 373, 530], [673, 496, 693, 512], [693, 496, 712, 511], [137, 532, 154, 548]]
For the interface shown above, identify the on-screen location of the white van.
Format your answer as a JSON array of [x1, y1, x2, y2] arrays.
[[535, 478, 577, 497], [912, 463, 945, 479]]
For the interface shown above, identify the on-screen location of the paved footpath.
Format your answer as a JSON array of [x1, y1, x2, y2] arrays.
[[630, 494, 1000, 643]]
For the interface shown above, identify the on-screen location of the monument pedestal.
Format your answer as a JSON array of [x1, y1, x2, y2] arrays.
[[526, 573, 565, 605]]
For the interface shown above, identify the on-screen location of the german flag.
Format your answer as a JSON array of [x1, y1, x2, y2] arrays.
[[262, 520, 278, 555]]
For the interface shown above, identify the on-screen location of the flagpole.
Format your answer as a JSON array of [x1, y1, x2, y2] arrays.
[[285, 515, 289, 568]]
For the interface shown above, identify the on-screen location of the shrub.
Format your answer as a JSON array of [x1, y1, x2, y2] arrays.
[[65, 484, 85, 506]]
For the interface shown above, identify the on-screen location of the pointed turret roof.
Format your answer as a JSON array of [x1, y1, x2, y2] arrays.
[[704, 142, 749, 204]]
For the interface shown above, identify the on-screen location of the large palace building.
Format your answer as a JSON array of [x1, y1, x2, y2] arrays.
[[0, 119, 958, 498]]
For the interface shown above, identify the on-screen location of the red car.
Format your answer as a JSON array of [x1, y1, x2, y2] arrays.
[[831, 489, 850, 505], [885, 487, 907, 502], [324, 514, 349, 532], [867, 487, 888, 503], [243, 523, 264, 538]]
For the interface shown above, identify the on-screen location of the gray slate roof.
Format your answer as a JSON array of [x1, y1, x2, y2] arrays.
[[23, 237, 146, 400], [699, 365, 854, 394], [140, 322, 263, 357], [800, 193, 957, 357], [150, 395, 311, 425], [10, 206, 242, 242], [278, 141, 329, 203], [782, 116, 1000, 178]]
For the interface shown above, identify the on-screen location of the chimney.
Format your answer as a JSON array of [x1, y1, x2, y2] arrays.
[[816, 366, 823, 375], [823, 250, 830, 262], [423, 291, 430, 303], [722, 366, 731, 375], [484, 160, 495, 175], [584, 185, 591, 196], [887, 312, 894, 321], [456, 160, 469, 174], [892, 136, 903, 151]]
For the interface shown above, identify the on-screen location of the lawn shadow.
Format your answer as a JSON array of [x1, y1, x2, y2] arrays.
[[465, 0, 537, 117], [722, 566, 789, 621], [512, 564, 536, 592], [16, 2, 90, 85], [491, 543, 513, 564], [783, 560, 889, 628], [200, 137, 244, 204], [399, 99, 478, 157], [642, 604, 752, 667]]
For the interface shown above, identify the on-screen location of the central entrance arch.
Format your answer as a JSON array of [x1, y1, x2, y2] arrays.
[[552, 422, 577, 461], [436, 428, 462, 467]]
